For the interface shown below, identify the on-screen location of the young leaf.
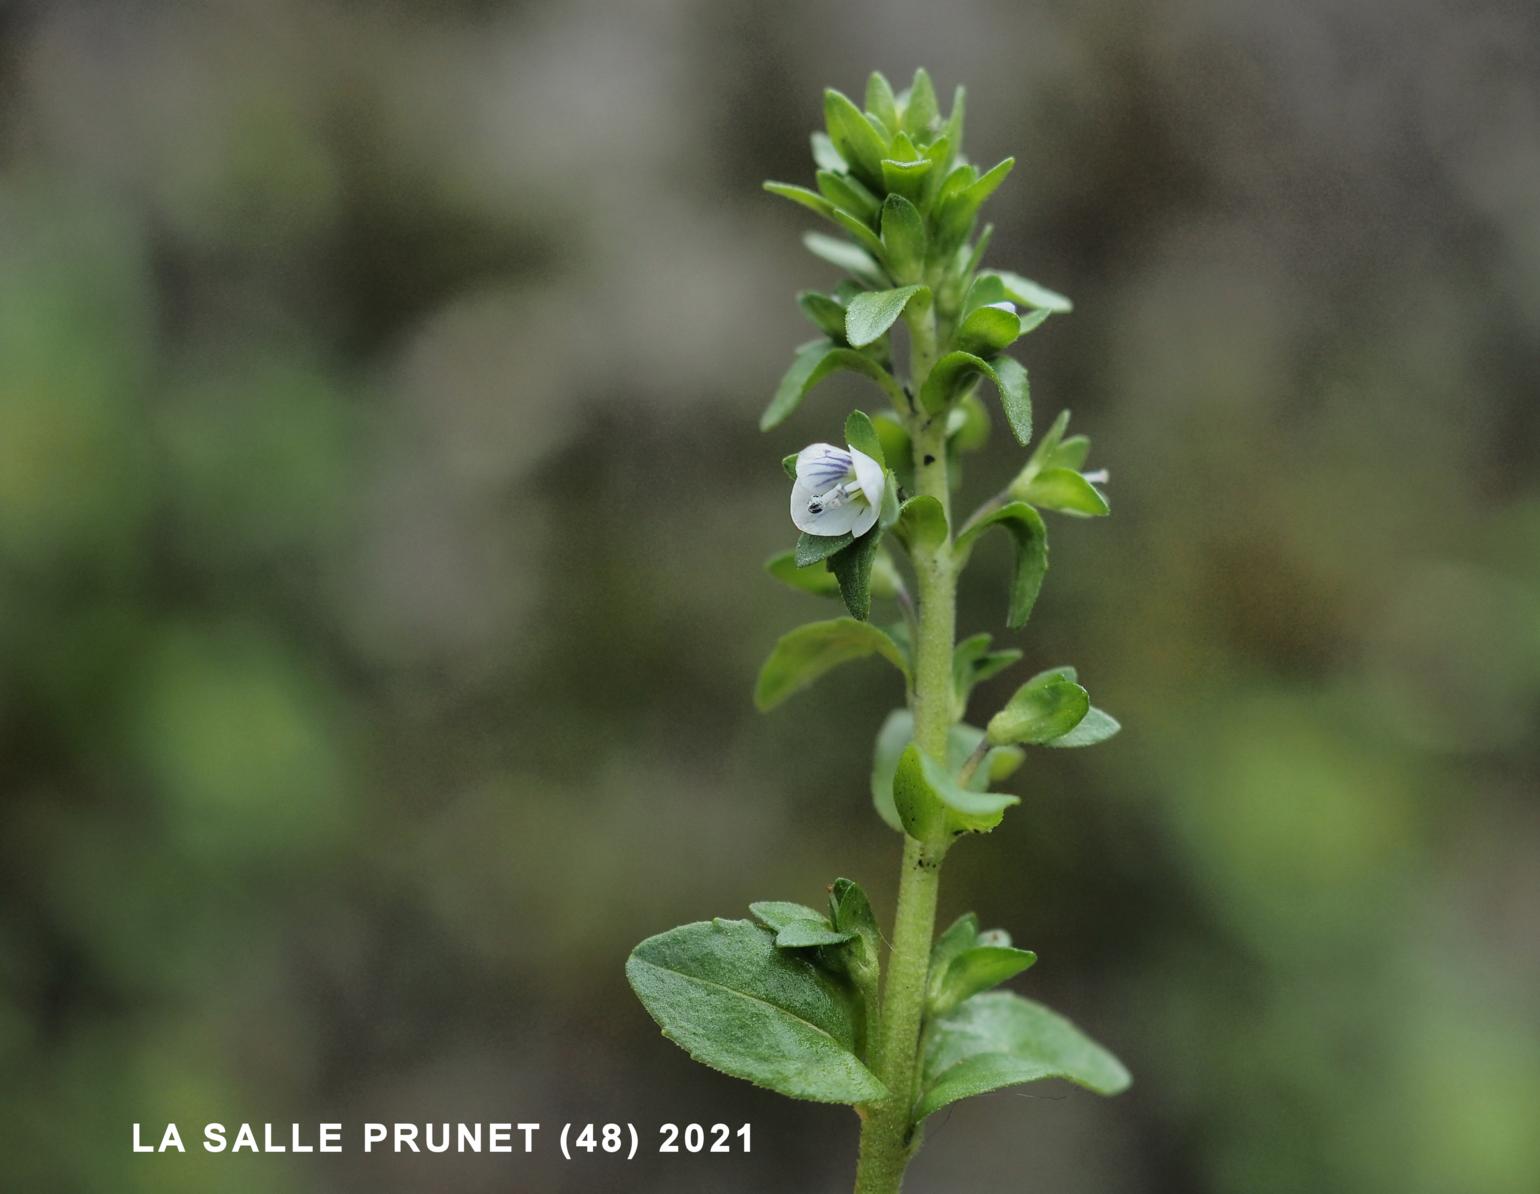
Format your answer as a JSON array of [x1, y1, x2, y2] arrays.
[[829, 877, 881, 986], [953, 633, 1022, 713], [1043, 707, 1121, 748], [796, 291, 849, 341], [902, 68, 940, 141], [816, 169, 881, 224], [880, 194, 928, 284], [844, 409, 885, 467], [986, 269, 1074, 313], [918, 351, 1030, 446], [935, 157, 1015, 250], [987, 669, 1091, 746], [755, 618, 909, 711], [846, 284, 929, 348], [810, 131, 846, 173], [764, 181, 839, 222], [916, 990, 1130, 1121], [961, 273, 1010, 316], [760, 339, 894, 431], [626, 918, 887, 1104], [824, 88, 890, 191], [954, 304, 1022, 357], [803, 231, 887, 288], [865, 71, 900, 134], [749, 901, 828, 932], [1017, 467, 1110, 516], [894, 494, 947, 552], [929, 945, 1038, 1017], [829, 207, 889, 259], [869, 713, 1020, 833], [947, 392, 991, 453], [830, 527, 882, 620], [954, 502, 1049, 629], [989, 356, 1031, 445], [929, 912, 982, 979], [775, 920, 855, 949], [892, 743, 1019, 842]]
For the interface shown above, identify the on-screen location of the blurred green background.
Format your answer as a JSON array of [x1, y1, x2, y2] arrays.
[[2, 1, 1538, 1191]]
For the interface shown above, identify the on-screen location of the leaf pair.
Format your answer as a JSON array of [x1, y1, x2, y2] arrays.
[[627, 880, 887, 1106], [985, 665, 1120, 749], [1007, 409, 1109, 516], [627, 917, 885, 1104], [869, 710, 1024, 834]]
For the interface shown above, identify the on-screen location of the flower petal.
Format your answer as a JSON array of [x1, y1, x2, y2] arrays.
[[849, 446, 886, 509], [791, 478, 862, 536], [795, 443, 853, 490], [852, 502, 879, 536]]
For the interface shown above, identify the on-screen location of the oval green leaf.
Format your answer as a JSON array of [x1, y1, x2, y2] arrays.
[[755, 617, 909, 711], [627, 918, 887, 1104]]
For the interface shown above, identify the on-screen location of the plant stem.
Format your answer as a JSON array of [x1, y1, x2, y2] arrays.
[[853, 304, 954, 1194]]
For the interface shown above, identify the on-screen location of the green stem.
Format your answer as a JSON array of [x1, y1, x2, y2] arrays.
[[854, 304, 954, 1194]]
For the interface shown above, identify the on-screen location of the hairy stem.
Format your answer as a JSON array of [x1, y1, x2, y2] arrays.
[[854, 304, 953, 1194]]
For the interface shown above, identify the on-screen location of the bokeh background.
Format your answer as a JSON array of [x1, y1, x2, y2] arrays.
[[2, 1, 1538, 1191]]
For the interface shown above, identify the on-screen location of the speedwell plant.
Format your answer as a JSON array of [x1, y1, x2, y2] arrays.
[[627, 70, 1129, 1193]]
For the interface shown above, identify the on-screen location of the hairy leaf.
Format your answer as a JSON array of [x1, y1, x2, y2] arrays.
[[626, 919, 887, 1104]]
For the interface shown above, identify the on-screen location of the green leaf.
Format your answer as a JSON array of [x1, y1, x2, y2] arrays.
[[865, 71, 900, 134], [1043, 707, 1121, 748], [955, 502, 1049, 629], [869, 713, 1019, 833], [954, 304, 1022, 356], [916, 990, 1130, 1120], [880, 157, 932, 207], [944, 84, 966, 153], [987, 668, 1091, 746], [953, 633, 1022, 712], [878, 194, 928, 284], [902, 68, 940, 141], [761, 339, 893, 431], [918, 352, 1029, 445], [846, 284, 928, 348], [844, 409, 885, 467], [824, 88, 890, 191], [1049, 434, 1091, 470], [893, 743, 1019, 842], [764, 181, 838, 221], [935, 157, 1015, 251], [626, 918, 887, 1104], [783, 453, 799, 481], [989, 356, 1031, 445], [1016, 307, 1052, 337], [775, 920, 855, 949], [810, 131, 845, 173], [929, 945, 1038, 1017], [795, 530, 852, 566], [765, 550, 841, 597], [946, 392, 991, 453], [830, 528, 882, 621], [816, 169, 881, 224], [1018, 467, 1110, 516], [961, 273, 1009, 316], [894, 494, 947, 552], [987, 269, 1074, 313], [829, 877, 881, 986], [828, 207, 888, 259], [796, 291, 849, 341], [930, 913, 982, 978], [749, 901, 828, 932], [755, 617, 909, 711], [803, 232, 886, 288]]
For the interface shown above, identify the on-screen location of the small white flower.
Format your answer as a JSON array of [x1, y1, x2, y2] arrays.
[[789, 442, 885, 537]]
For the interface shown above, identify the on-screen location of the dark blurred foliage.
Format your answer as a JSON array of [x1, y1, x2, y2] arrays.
[[2, 1, 1538, 1191]]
